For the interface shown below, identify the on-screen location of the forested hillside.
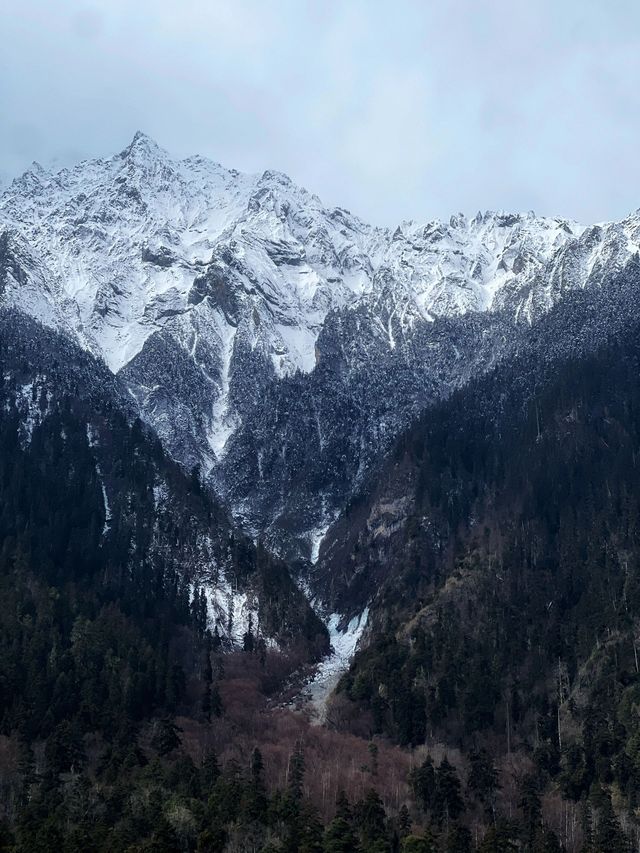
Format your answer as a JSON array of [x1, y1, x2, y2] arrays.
[[5, 277, 640, 850], [328, 299, 640, 851], [5, 300, 640, 850]]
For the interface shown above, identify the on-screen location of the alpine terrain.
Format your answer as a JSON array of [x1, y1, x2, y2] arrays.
[[2, 133, 640, 851], [3, 132, 640, 569]]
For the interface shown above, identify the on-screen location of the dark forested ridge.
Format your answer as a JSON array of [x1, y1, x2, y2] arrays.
[[5, 278, 640, 852], [326, 304, 640, 849], [0, 311, 327, 651], [314, 257, 640, 612]]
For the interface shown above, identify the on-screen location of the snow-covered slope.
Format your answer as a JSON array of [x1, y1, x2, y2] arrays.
[[0, 132, 379, 374], [2, 133, 640, 563]]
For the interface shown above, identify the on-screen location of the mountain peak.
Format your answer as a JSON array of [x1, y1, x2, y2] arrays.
[[259, 168, 293, 187], [0, 133, 637, 580], [120, 130, 166, 162]]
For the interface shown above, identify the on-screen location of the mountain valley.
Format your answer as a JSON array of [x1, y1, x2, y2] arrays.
[[2, 135, 640, 851]]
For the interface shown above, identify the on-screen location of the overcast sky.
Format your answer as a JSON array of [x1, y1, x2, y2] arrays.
[[2, 0, 640, 225]]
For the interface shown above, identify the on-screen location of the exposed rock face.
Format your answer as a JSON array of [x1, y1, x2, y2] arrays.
[[2, 133, 640, 564]]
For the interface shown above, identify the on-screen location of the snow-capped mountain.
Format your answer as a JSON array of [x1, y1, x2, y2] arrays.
[[2, 132, 640, 564]]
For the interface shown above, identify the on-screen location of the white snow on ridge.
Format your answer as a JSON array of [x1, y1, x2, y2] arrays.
[[202, 576, 256, 645], [2, 133, 638, 457], [0, 133, 595, 383], [305, 608, 369, 723]]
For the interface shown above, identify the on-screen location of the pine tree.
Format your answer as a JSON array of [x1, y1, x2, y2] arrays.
[[409, 755, 436, 813], [282, 743, 306, 853], [368, 741, 379, 776], [402, 834, 435, 853], [355, 789, 388, 851], [532, 827, 562, 853], [200, 749, 220, 792], [433, 758, 464, 829], [151, 717, 182, 756], [243, 747, 267, 823], [298, 801, 324, 853], [594, 795, 628, 853], [335, 790, 352, 822], [210, 681, 222, 718], [324, 816, 359, 853], [478, 820, 518, 852], [17, 735, 36, 806], [398, 804, 412, 837], [44, 719, 86, 776], [518, 774, 542, 847], [467, 749, 500, 818], [445, 824, 472, 853], [287, 742, 305, 804]]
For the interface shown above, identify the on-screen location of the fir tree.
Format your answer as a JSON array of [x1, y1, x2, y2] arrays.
[[355, 789, 388, 851], [433, 758, 464, 829], [151, 717, 182, 756], [409, 755, 436, 814]]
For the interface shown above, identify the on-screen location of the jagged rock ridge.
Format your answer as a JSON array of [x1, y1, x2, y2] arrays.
[[2, 133, 640, 562]]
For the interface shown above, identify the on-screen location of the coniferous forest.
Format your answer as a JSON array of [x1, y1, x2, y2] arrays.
[[1, 303, 640, 852], [7, 3, 640, 846], [329, 318, 640, 852]]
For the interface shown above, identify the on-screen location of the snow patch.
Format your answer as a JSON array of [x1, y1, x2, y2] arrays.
[[100, 482, 112, 536], [14, 381, 50, 443], [308, 521, 332, 564], [86, 424, 111, 536], [202, 575, 256, 645], [207, 320, 238, 460], [305, 608, 369, 723]]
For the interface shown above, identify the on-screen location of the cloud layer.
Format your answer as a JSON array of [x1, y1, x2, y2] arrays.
[[2, 0, 639, 224]]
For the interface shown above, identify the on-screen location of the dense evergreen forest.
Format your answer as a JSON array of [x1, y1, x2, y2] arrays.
[[331, 318, 640, 851], [2, 304, 640, 851]]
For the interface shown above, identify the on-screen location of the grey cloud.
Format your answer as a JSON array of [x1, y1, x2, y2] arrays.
[[1, 0, 639, 225]]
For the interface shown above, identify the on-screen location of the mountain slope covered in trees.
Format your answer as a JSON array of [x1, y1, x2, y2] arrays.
[[0, 311, 585, 852], [320, 266, 640, 850], [4, 137, 640, 851], [0, 309, 327, 739]]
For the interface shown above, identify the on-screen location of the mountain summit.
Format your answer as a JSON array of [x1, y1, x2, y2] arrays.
[[2, 134, 640, 561]]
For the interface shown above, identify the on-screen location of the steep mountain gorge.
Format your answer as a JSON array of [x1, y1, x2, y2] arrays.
[[0, 310, 327, 656], [4, 133, 640, 851], [3, 133, 640, 564]]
